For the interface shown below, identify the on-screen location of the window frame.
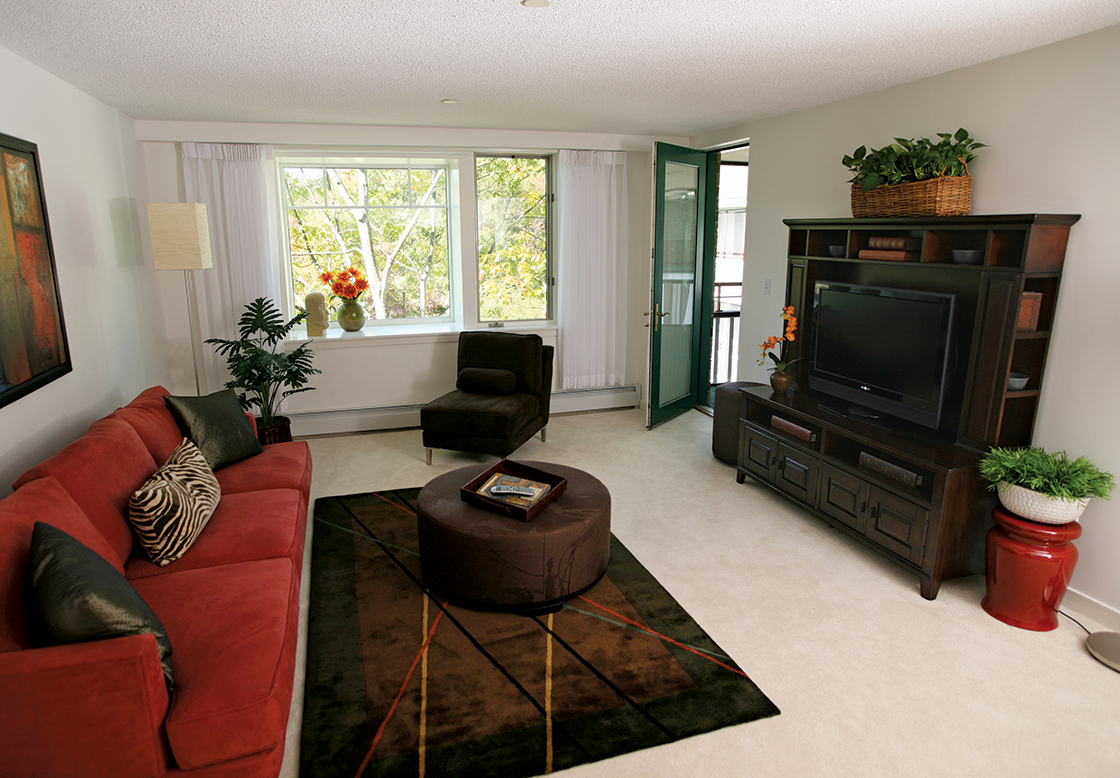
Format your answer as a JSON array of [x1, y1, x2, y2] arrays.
[[474, 154, 554, 326], [274, 147, 555, 337]]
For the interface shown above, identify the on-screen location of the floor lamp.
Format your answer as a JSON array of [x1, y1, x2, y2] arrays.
[[148, 203, 213, 396]]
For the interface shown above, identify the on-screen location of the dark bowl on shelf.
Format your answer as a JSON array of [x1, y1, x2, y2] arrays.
[[952, 249, 984, 265], [828, 245, 845, 257]]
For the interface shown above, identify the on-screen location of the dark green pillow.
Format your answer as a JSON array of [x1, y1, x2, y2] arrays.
[[29, 522, 174, 688], [457, 367, 517, 395], [165, 389, 262, 470]]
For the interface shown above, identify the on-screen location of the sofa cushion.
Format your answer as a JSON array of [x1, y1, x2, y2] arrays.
[[29, 523, 174, 687], [457, 367, 516, 395], [133, 558, 298, 769], [125, 488, 306, 580], [128, 438, 221, 567], [14, 417, 158, 567], [165, 389, 263, 471], [421, 390, 540, 439], [0, 477, 122, 653], [214, 439, 313, 496], [109, 385, 184, 466]]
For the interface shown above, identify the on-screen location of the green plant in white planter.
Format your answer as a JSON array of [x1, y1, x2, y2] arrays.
[[979, 446, 1115, 524]]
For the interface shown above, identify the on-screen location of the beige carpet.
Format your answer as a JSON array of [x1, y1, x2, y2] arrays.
[[282, 408, 1120, 777]]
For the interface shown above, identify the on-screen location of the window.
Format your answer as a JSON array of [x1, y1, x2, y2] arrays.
[[279, 151, 552, 331], [283, 160, 454, 324], [475, 156, 551, 322]]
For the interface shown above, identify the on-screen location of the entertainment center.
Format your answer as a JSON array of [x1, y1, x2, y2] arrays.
[[737, 214, 1079, 598]]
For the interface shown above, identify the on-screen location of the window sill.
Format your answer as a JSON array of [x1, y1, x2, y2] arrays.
[[284, 322, 557, 351]]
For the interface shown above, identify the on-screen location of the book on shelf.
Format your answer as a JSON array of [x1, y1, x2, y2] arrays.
[[857, 249, 920, 262], [867, 236, 921, 251], [770, 415, 816, 443], [478, 472, 552, 508]]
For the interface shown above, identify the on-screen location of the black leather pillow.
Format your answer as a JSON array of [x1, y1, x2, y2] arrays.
[[457, 367, 517, 395], [29, 522, 174, 688], [165, 389, 262, 470]]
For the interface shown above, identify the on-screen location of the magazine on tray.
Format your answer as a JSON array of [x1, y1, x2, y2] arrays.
[[478, 472, 552, 508]]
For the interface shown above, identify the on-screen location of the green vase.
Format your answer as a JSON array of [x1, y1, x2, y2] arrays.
[[336, 298, 367, 332]]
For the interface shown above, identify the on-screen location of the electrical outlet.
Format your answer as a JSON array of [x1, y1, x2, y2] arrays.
[[763, 278, 771, 295]]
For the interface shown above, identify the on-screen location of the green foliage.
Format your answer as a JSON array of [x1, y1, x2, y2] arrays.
[[978, 446, 1115, 502], [205, 298, 320, 426], [842, 128, 987, 192], [476, 157, 549, 321], [765, 352, 801, 373], [284, 165, 451, 322]]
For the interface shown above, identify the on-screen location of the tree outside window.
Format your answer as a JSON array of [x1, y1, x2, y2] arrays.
[[476, 156, 550, 322], [283, 164, 451, 323]]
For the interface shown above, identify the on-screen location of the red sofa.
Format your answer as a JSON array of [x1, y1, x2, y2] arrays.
[[0, 386, 312, 778]]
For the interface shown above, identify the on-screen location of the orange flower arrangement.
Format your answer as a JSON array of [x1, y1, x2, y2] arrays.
[[758, 305, 801, 373], [319, 266, 370, 301]]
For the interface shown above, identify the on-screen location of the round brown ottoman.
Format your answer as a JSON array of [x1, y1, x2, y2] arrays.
[[417, 461, 611, 612]]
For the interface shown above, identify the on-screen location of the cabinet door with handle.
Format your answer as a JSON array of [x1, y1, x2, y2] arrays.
[[819, 463, 870, 534], [774, 442, 819, 506], [740, 425, 778, 483], [865, 487, 929, 565]]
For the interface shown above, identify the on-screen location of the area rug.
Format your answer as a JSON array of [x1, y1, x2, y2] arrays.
[[301, 489, 779, 777]]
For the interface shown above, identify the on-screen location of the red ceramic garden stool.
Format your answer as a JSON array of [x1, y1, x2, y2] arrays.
[[982, 505, 1081, 631]]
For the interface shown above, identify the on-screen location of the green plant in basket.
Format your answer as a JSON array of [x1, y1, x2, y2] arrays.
[[842, 128, 987, 192], [979, 446, 1115, 502]]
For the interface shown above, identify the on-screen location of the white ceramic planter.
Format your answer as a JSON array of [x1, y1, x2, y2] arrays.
[[997, 481, 1089, 524]]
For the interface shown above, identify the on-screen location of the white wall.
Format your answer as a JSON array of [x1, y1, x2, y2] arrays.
[[135, 125, 673, 424], [0, 46, 165, 496], [696, 24, 1120, 615]]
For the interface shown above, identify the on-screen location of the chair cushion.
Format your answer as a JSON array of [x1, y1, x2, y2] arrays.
[[134, 558, 297, 769], [128, 439, 221, 567], [165, 389, 263, 471], [457, 367, 516, 395], [14, 417, 158, 567], [421, 390, 540, 439], [457, 331, 543, 394], [29, 522, 174, 688]]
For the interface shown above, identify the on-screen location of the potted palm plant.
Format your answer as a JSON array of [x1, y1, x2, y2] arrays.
[[206, 297, 320, 444], [979, 446, 1115, 524]]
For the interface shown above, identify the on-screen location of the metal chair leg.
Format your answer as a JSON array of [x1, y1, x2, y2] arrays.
[[540, 427, 547, 443], [426, 447, 433, 465]]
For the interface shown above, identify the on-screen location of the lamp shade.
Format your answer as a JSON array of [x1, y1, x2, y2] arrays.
[[148, 203, 213, 270]]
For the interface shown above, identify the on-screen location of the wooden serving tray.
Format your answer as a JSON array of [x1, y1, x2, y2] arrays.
[[460, 460, 568, 522]]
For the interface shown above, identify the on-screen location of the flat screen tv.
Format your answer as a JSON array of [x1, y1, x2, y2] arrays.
[[809, 282, 956, 429]]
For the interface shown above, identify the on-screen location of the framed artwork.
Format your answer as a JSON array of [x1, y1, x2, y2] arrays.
[[0, 132, 71, 408]]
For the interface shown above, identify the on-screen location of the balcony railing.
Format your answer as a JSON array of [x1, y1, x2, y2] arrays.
[[711, 282, 741, 386]]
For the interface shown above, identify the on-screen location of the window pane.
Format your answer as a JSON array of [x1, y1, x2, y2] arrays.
[[476, 157, 549, 322], [283, 163, 452, 323]]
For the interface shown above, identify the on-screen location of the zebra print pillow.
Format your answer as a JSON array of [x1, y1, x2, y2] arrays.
[[128, 438, 221, 566]]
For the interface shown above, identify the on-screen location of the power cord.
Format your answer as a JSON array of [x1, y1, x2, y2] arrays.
[[1058, 609, 1091, 634]]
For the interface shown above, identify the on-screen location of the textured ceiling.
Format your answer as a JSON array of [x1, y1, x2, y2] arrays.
[[2, 0, 1118, 137]]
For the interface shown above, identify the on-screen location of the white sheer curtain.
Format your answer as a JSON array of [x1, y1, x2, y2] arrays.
[[556, 150, 629, 389], [181, 143, 282, 394]]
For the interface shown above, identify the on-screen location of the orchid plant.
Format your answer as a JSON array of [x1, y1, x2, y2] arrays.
[[758, 305, 800, 374]]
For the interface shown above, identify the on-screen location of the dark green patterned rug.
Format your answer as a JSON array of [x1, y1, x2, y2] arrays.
[[301, 489, 779, 777]]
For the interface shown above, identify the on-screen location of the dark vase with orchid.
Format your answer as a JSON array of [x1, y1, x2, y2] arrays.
[[759, 305, 800, 393]]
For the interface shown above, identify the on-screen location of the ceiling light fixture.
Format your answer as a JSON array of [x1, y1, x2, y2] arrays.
[[521, 0, 550, 7], [441, 99, 459, 104]]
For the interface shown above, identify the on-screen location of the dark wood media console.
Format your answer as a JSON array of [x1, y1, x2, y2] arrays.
[[736, 214, 1079, 598]]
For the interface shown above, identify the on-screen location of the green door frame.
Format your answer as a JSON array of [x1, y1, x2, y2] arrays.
[[647, 142, 719, 428]]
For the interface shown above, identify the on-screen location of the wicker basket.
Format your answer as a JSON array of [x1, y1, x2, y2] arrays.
[[256, 416, 293, 446], [850, 176, 972, 218]]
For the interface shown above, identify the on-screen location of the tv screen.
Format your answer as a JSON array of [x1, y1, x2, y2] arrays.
[[809, 282, 956, 429]]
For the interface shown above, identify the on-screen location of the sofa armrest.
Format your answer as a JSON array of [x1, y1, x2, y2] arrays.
[[0, 634, 171, 778], [246, 412, 258, 435]]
